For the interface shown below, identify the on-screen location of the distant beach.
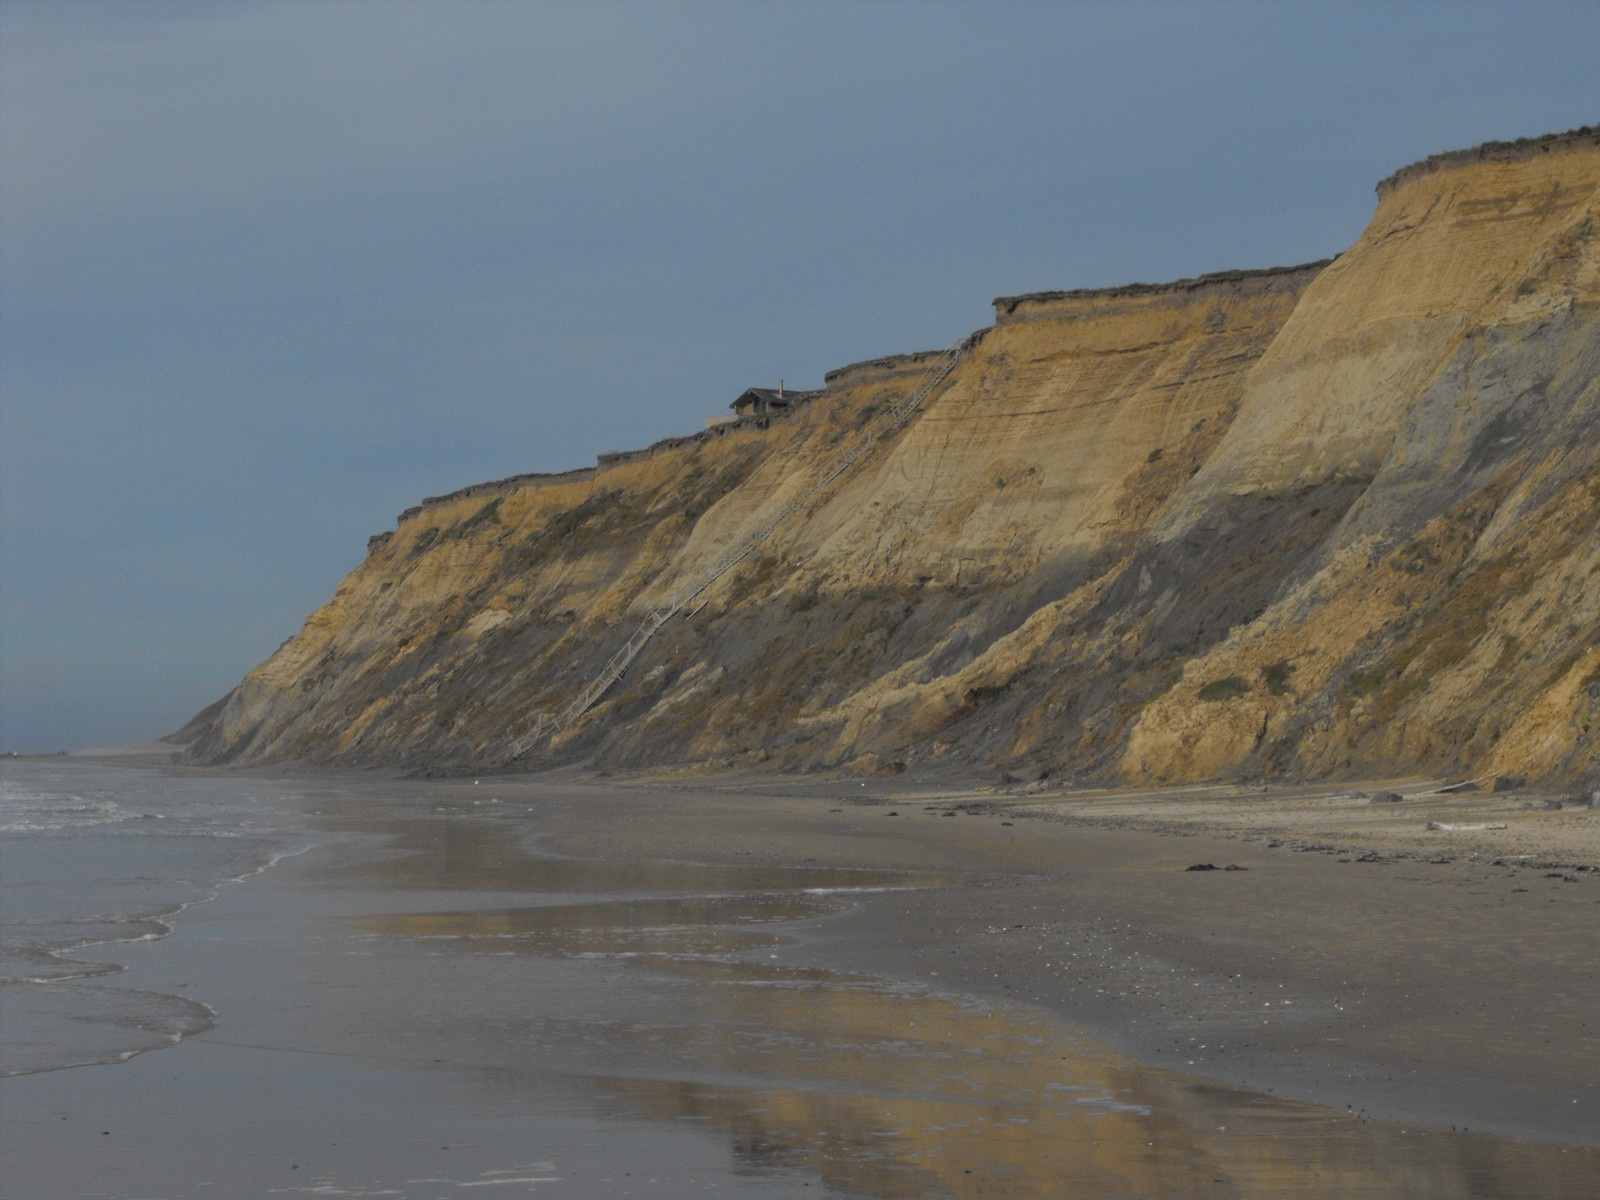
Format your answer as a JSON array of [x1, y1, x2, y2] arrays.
[[2, 752, 1596, 1197]]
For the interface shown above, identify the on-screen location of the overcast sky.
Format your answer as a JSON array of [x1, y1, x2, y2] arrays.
[[1, 1, 1595, 752]]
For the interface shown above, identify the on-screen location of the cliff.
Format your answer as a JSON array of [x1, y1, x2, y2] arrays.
[[180, 128, 1600, 789]]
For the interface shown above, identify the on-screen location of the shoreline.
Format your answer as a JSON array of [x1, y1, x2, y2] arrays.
[[40, 749, 1600, 1146], [6, 751, 1597, 1197]]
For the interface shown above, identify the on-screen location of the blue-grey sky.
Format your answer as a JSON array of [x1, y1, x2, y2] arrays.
[[1, 1, 1595, 752]]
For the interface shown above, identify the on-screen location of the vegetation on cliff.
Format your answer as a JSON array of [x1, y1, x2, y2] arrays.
[[179, 129, 1600, 789]]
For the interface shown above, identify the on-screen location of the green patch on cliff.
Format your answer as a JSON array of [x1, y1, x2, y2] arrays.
[[1197, 676, 1250, 701], [1263, 660, 1294, 695]]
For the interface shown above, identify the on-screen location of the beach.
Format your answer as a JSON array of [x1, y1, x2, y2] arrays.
[[2, 755, 1596, 1197], [527, 770, 1600, 1142]]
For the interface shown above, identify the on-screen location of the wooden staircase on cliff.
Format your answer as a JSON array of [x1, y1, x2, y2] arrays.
[[507, 335, 971, 760]]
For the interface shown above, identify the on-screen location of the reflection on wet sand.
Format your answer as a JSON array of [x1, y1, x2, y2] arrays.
[[343, 811, 1600, 1199], [351, 892, 842, 958], [589, 1070, 1600, 1200], [319, 800, 948, 896]]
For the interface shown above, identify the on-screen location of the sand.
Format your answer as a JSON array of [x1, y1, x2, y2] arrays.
[[522, 769, 1600, 1146], [4, 758, 1596, 1198]]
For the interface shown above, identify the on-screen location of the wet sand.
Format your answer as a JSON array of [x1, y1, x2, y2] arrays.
[[3, 761, 1596, 1197], [523, 770, 1600, 1148]]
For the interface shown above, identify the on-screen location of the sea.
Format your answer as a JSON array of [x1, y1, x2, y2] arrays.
[[0, 754, 313, 1077]]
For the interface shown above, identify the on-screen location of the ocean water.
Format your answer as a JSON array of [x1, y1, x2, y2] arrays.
[[0, 756, 313, 1076]]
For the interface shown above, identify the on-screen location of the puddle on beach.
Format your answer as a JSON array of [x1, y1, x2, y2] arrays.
[[335, 807, 1599, 1199]]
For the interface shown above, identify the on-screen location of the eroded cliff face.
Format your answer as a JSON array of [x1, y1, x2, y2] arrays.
[[181, 129, 1600, 788]]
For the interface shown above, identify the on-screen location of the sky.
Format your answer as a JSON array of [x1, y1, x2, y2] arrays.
[[1, 1, 1596, 752]]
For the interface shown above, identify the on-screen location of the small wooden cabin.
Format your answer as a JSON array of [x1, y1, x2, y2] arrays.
[[730, 382, 819, 418], [731, 387, 788, 417]]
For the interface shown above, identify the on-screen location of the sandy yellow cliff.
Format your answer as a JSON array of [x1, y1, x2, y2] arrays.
[[179, 128, 1599, 790]]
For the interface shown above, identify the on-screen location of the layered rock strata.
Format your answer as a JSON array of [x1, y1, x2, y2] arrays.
[[180, 128, 1600, 789]]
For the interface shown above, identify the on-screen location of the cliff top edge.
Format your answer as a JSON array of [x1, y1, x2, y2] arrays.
[[994, 260, 1333, 314], [1375, 124, 1599, 197], [389, 127, 1596, 532], [823, 348, 950, 384]]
